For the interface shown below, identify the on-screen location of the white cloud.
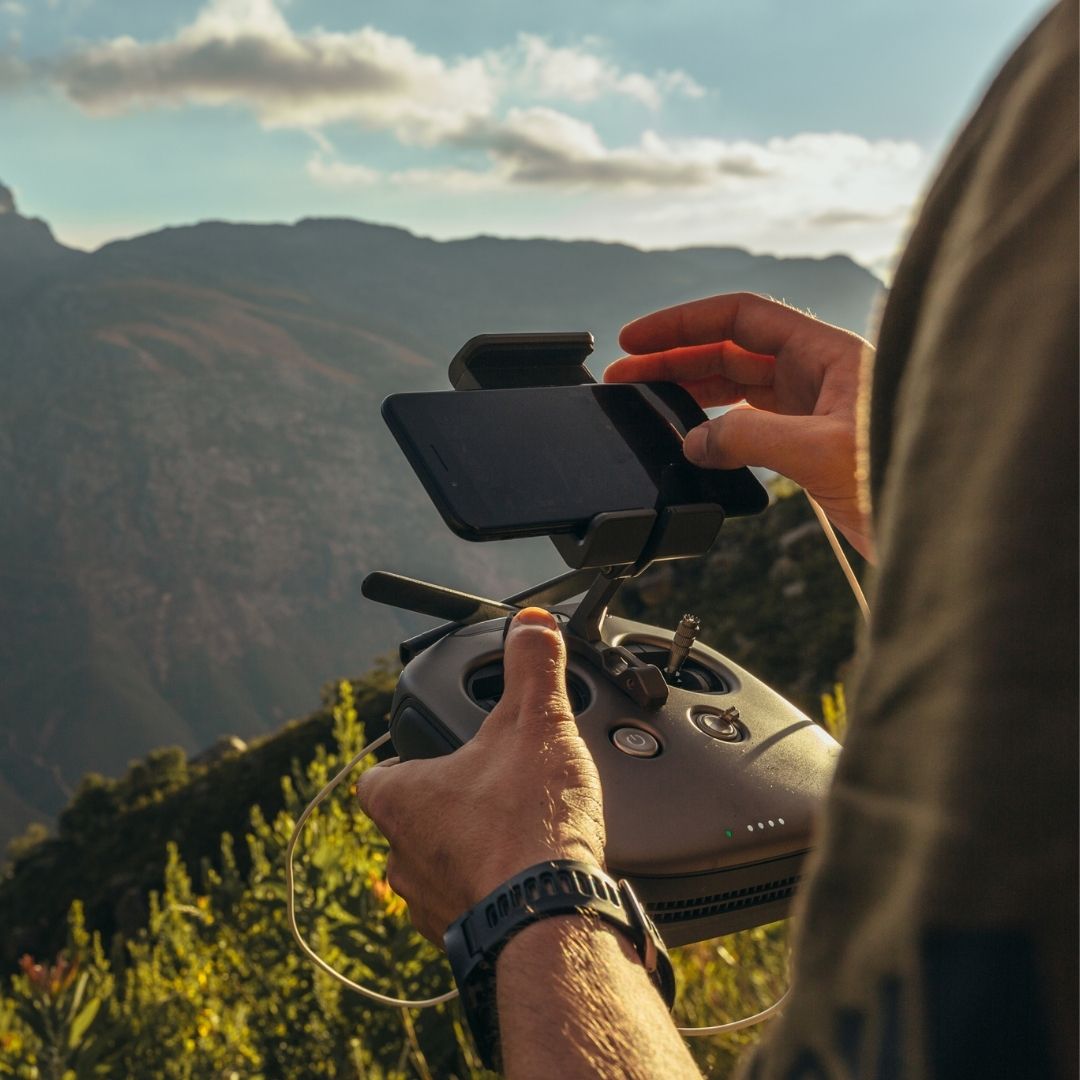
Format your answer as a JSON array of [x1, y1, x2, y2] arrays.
[[304, 110, 776, 194], [809, 207, 905, 228], [584, 133, 930, 271], [47, 0, 701, 143], [624, 132, 926, 229], [53, 0, 497, 143], [496, 34, 704, 110], [309, 122, 929, 273], [305, 153, 379, 188], [314, 119, 917, 201], [656, 69, 706, 101], [388, 166, 503, 194], [1, 2, 26, 18], [439, 109, 774, 190], [45, 0, 780, 196]]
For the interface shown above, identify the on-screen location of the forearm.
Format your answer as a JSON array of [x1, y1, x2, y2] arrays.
[[496, 915, 702, 1080]]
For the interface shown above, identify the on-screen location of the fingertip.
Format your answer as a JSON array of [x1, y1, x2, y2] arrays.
[[683, 412, 751, 471], [512, 606, 558, 631], [618, 318, 649, 353], [602, 357, 629, 383], [684, 424, 708, 465], [499, 607, 570, 713]]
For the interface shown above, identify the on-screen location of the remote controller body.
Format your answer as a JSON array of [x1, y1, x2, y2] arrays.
[[389, 605, 841, 947]]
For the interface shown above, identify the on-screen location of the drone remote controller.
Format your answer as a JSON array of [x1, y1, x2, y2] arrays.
[[363, 332, 842, 948], [376, 582, 840, 947]]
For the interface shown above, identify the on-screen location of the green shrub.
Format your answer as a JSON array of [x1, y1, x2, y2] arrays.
[[2, 666, 851, 1077]]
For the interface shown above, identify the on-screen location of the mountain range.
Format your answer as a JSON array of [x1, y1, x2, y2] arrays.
[[0, 180, 881, 847]]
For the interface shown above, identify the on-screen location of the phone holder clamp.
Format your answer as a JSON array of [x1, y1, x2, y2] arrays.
[[448, 332, 597, 390], [551, 503, 726, 572]]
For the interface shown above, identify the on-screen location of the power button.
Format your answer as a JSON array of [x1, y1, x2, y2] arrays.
[[611, 727, 660, 758]]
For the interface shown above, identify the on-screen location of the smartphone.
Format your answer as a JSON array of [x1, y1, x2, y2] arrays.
[[381, 383, 768, 541]]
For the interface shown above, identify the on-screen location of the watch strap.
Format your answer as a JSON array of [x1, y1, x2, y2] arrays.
[[444, 860, 675, 1071]]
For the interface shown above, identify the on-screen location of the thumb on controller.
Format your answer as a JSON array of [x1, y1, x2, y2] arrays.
[[494, 607, 574, 724]]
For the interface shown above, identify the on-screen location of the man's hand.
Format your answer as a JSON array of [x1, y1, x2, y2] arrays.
[[354, 607, 605, 944], [355, 611, 700, 1077], [605, 292, 874, 559]]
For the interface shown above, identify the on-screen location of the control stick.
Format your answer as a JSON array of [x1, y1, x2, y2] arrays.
[[665, 614, 701, 676]]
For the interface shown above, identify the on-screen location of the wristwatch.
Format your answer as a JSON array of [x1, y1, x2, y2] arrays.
[[443, 859, 676, 1071]]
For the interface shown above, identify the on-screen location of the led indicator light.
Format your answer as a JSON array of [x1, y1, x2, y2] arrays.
[[724, 828, 734, 838]]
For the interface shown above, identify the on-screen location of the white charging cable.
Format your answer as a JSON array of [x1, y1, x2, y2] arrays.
[[286, 732, 458, 1009], [677, 985, 790, 1036], [803, 491, 871, 622]]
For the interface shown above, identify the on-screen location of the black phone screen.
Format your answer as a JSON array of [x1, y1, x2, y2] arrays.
[[382, 384, 766, 540]]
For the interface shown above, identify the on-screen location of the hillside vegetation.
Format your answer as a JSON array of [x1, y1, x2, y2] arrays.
[[1, 672, 843, 1078]]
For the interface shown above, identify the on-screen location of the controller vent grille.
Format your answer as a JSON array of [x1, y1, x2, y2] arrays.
[[647, 875, 799, 925]]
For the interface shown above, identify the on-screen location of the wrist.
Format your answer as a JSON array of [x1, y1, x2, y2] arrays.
[[444, 860, 674, 1072]]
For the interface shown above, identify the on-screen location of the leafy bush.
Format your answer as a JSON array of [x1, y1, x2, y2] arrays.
[[0, 682, 489, 1078], [0, 677, 849, 1077]]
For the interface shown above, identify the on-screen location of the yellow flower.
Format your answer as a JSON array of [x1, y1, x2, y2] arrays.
[[196, 1008, 217, 1038]]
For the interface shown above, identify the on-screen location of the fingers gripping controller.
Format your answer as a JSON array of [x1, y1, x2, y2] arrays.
[[389, 598, 842, 948]]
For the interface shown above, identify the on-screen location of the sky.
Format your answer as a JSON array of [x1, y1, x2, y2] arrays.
[[0, 0, 1053, 276]]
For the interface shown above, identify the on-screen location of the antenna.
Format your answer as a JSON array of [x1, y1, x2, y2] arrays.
[[361, 572, 518, 625]]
